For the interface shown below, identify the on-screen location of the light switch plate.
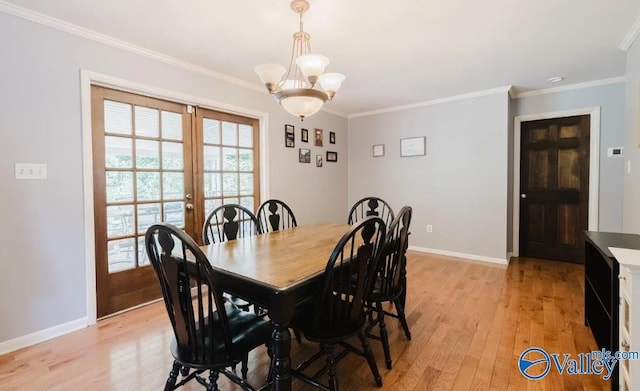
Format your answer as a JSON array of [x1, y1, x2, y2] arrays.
[[607, 147, 623, 157], [15, 163, 47, 180]]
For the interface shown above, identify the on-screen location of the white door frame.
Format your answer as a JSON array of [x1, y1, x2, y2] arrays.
[[80, 70, 270, 325], [512, 107, 600, 257]]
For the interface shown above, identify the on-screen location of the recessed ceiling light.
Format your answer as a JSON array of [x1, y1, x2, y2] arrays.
[[547, 76, 564, 83]]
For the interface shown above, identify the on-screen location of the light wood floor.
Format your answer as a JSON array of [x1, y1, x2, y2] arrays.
[[0, 252, 610, 391]]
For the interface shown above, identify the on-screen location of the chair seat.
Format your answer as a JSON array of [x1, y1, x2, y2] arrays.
[[171, 304, 273, 368], [366, 277, 403, 302], [292, 296, 366, 343]]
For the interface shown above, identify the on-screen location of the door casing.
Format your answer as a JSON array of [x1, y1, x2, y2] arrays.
[[512, 107, 600, 257], [80, 70, 270, 325]]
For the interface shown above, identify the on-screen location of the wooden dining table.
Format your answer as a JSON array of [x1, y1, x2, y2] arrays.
[[201, 222, 352, 391]]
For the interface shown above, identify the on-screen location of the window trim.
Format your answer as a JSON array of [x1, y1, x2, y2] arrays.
[[81, 69, 270, 325]]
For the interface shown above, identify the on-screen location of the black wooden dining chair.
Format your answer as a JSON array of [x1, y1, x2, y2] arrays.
[[348, 197, 394, 227], [202, 204, 261, 313], [202, 204, 261, 245], [256, 199, 298, 233], [145, 223, 273, 391], [291, 217, 386, 391], [364, 206, 413, 370]]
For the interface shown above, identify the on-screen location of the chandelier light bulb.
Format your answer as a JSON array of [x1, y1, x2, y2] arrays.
[[295, 54, 330, 85], [317, 73, 346, 100], [254, 64, 286, 93]]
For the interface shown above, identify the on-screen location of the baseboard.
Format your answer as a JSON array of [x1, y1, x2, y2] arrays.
[[408, 245, 509, 266], [0, 317, 87, 356]]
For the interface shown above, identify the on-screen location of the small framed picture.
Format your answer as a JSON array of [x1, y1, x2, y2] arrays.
[[400, 136, 426, 157], [314, 128, 323, 147], [373, 144, 385, 157], [285, 124, 295, 148], [326, 151, 338, 162], [329, 131, 336, 144], [316, 155, 323, 167], [299, 148, 311, 163], [301, 128, 309, 143]]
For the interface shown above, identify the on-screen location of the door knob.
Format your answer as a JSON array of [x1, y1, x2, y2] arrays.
[[185, 203, 194, 211], [521, 194, 527, 199]]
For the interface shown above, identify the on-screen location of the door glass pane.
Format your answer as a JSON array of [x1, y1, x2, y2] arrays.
[[238, 125, 253, 148], [162, 142, 183, 170], [222, 148, 238, 171], [239, 149, 253, 171], [204, 119, 220, 144], [137, 172, 161, 201], [137, 236, 149, 266], [164, 201, 185, 227], [105, 136, 133, 169], [137, 203, 161, 234], [163, 172, 184, 200], [222, 122, 237, 146], [204, 199, 222, 217], [204, 146, 221, 170], [223, 173, 238, 196], [106, 171, 133, 203], [104, 100, 132, 135], [239, 173, 253, 195], [135, 106, 159, 137], [161, 111, 182, 141], [240, 197, 254, 212], [108, 238, 136, 273], [204, 173, 221, 197], [224, 197, 239, 205], [107, 205, 134, 237], [136, 139, 160, 169]]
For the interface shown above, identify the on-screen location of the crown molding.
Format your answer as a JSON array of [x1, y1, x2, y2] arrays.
[[0, 0, 349, 119], [513, 77, 626, 99], [620, 14, 640, 51], [0, 1, 264, 93], [348, 85, 513, 119]]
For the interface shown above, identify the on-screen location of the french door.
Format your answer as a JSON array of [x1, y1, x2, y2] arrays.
[[91, 86, 260, 317]]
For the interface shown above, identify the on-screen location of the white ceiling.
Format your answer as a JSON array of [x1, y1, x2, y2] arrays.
[[4, 0, 640, 116]]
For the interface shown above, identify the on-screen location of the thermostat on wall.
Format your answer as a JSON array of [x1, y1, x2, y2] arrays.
[[607, 147, 623, 157]]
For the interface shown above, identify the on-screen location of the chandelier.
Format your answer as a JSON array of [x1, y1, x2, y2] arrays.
[[254, 0, 345, 121]]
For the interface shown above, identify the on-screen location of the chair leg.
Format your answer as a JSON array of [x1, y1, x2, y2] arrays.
[[393, 298, 412, 340], [376, 302, 392, 370], [208, 370, 220, 391], [241, 355, 249, 380], [323, 343, 339, 391], [359, 330, 382, 387], [164, 361, 181, 391]]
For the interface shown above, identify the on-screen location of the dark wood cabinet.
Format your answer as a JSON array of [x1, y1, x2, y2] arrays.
[[584, 231, 640, 391]]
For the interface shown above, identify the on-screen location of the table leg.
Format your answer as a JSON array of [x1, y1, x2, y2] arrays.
[[271, 321, 292, 391]]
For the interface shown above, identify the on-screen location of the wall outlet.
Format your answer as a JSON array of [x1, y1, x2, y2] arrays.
[[426, 224, 433, 233], [15, 163, 47, 180]]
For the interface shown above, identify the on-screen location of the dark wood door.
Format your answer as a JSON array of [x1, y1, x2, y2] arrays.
[[519, 115, 590, 263]]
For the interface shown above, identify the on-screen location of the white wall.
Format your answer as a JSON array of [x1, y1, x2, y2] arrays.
[[348, 92, 511, 262], [514, 82, 626, 232], [0, 13, 347, 344], [623, 39, 640, 233]]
